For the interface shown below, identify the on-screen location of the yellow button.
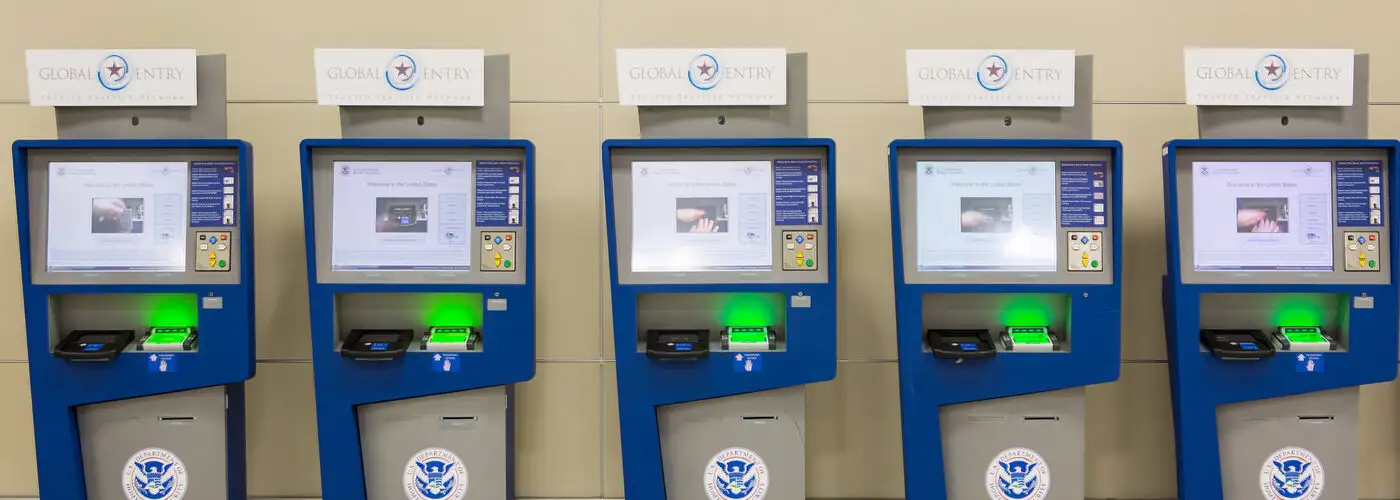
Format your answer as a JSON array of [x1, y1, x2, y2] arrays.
[[1081, 252, 1089, 259], [208, 252, 216, 259], [796, 252, 804, 259], [1360, 252, 1367, 260], [1081, 259, 1089, 267]]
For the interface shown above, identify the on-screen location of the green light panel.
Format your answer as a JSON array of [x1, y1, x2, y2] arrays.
[[428, 327, 472, 343], [1008, 326, 1051, 345], [1280, 326, 1326, 344], [145, 329, 191, 345], [423, 294, 484, 328], [145, 294, 199, 327], [719, 294, 781, 327]]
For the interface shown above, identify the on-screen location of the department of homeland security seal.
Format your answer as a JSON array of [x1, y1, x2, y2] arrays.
[[1261, 446, 1324, 500], [122, 447, 188, 500], [404, 447, 468, 500], [986, 447, 1050, 500], [704, 447, 769, 500]]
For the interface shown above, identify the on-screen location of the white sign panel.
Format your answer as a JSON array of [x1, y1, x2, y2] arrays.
[[906, 50, 1076, 107], [26, 49, 197, 107], [315, 49, 485, 107], [1184, 48, 1354, 106], [616, 48, 786, 106]]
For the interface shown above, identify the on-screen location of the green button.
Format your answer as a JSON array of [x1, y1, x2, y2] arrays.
[[217, 260, 226, 268], [1370, 260, 1377, 268], [805, 259, 813, 267], [1091, 260, 1099, 268], [504, 260, 512, 268]]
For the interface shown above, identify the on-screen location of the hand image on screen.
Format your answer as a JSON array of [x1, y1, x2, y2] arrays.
[[1251, 218, 1281, 233], [689, 218, 718, 233], [1237, 208, 1269, 230], [92, 198, 126, 221], [676, 208, 706, 222], [960, 210, 995, 231]]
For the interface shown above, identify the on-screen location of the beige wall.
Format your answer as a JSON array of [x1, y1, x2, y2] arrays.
[[4, 0, 1400, 498]]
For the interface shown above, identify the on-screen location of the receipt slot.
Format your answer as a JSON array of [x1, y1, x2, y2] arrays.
[[889, 139, 1123, 500], [1163, 139, 1400, 499], [301, 137, 534, 499], [605, 138, 837, 500], [15, 138, 255, 499]]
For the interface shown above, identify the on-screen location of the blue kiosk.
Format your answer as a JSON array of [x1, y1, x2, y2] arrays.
[[301, 55, 534, 499], [16, 55, 256, 499], [890, 56, 1123, 500], [605, 54, 836, 500], [1164, 54, 1398, 499]]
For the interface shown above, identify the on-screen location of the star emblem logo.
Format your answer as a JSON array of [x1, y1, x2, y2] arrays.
[[985, 63, 1002, 78], [107, 61, 124, 78], [697, 60, 714, 77]]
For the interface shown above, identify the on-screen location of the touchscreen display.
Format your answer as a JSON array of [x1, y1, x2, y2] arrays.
[[331, 161, 473, 271], [915, 161, 1058, 271], [46, 162, 189, 272], [630, 161, 774, 272], [1191, 161, 1334, 271]]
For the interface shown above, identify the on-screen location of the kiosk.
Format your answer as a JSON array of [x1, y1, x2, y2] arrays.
[[15, 55, 256, 499], [1164, 54, 1398, 499], [301, 54, 534, 500], [605, 54, 836, 500], [890, 56, 1123, 500]]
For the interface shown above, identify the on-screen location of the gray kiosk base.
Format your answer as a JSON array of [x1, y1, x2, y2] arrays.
[[359, 386, 510, 500], [940, 388, 1086, 500], [658, 387, 805, 500], [1217, 388, 1357, 500], [78, 386, 229, 500]]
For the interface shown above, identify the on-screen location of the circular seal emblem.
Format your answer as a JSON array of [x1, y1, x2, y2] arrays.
[[405, 447, 468, 500], [386, 53, 421, 91], [986, 447, 1051, 500], [1261, 446, 1323, 500], [99, 54, 132, 91], [1255, 54, 1289, 91], [977, 54, 1011, 92], [688, 53, 722, 91], [121, 447, 188, 500], [704, 447, 769, 500]]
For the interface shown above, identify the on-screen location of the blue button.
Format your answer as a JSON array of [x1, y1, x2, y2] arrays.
[[1080, 236, 1089, 244], [494, 236, 503, 244], [1359, 236, 1367, 243], [796, 236, 804, 243]]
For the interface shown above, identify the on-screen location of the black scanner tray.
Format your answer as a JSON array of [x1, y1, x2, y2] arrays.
[[646, 329, 710, 359], [926, 329, 996, 359], [1201, 329, 1275, 360], [55, 329, 135, 361], [341, 329, 414, 360]]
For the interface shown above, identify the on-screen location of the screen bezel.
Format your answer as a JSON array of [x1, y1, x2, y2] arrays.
[[608, 146, 830, 285], [896, 147, 1115, 285], [26, 148, 242, 286], [310, 147, 528, 285], [1172, 147, 1390, 285]]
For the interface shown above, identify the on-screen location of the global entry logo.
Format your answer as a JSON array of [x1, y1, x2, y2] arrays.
[[99, 54, 131, 91], [689, 53, 722, 90], [1256, 53, 1289, 91], [978, 54, 1011, 91], [386, 53, 420, 91]]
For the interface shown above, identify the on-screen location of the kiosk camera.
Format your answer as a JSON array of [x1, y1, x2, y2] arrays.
[[605, 49, 835, 500], [302, 55, 535, 499], [1164, 55, 1398, 499], [890, 56, 1123, 500], [16, 55, 256, 499]]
